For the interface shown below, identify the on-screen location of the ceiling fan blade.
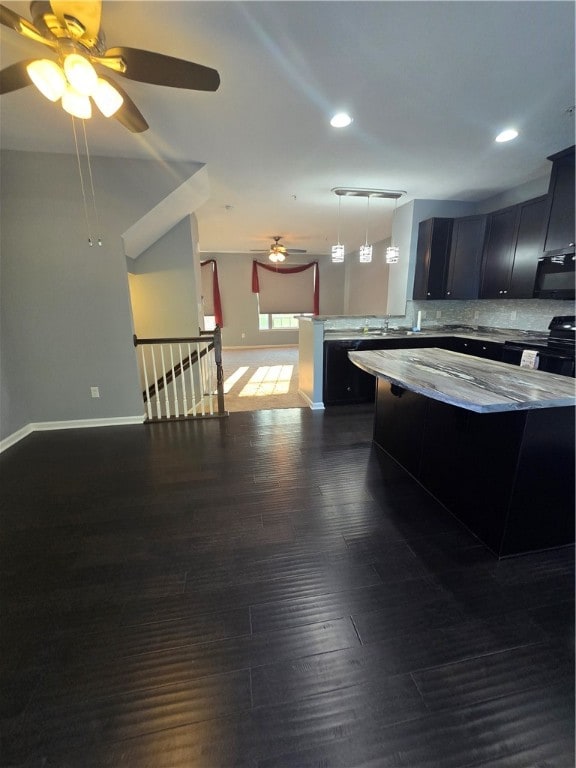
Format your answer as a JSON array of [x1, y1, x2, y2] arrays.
[[98, 75, 148, 133], [286, 249, 307, 254], [0, 60, 33, 94], [0, 3, 53, 46], [49, 0, 101, 41], [102, 47, 220, 91]]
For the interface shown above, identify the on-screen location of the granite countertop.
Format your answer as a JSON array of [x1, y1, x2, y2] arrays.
[[324, 326, 547, 343], [349, 348, 576, 413]]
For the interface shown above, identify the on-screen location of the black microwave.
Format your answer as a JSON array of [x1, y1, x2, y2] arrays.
[[533, 254, 575, 299]]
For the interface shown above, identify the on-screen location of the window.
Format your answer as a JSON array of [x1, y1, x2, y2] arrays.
[[258, 313, 312, 331]]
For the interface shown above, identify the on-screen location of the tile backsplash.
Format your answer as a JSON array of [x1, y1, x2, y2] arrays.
[[321, 299, 575, 332], [407, 299, 575, 332]]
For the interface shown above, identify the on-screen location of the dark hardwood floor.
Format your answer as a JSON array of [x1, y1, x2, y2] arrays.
[[1, 406, 574, 767]]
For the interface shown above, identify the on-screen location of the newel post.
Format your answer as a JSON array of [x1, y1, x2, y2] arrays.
[[214, 325, 225, 415]]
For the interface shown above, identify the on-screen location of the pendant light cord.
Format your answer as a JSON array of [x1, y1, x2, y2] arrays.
[[81, 120, 102, 245], [71, 116, 93, 246], [365, 195, 370, 245], [337, 194, 342, 245]]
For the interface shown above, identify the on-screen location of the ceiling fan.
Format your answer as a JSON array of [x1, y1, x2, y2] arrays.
[[0, 0, 220, 132], [251, 236, 307, 263]]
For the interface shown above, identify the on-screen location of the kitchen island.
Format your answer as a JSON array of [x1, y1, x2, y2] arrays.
[[350, 348, 575, 557]]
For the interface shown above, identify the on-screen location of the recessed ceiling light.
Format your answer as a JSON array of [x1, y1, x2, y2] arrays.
[[330, 112, 353, 128], [495, 128, 519, 143]]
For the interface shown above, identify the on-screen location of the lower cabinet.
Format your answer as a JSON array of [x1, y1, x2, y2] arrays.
[[323, 337, 442, 406], [323, 341, 377, 405], [450, 338, 503, 361]]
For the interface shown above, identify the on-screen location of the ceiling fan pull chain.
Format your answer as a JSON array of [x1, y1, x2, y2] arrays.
[[71, 116, 93, 247], [81, 121, 102, 246]]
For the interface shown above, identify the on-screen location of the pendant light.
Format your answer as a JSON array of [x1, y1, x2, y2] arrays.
[[359, 195, 372, 263], [331, 194, 345, 262]]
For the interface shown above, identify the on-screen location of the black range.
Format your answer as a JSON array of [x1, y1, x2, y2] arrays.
[[502, 315, 576, 377]]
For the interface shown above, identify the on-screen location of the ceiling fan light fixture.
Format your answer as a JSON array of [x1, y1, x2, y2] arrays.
[[62, 83, 92, 119], [92, 78, 123, 117], [26, 59, 66, 102], [63, 54, 98, 96]]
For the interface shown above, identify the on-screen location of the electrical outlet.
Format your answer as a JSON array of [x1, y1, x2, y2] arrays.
[[474, 311, 480, 321], [436, 310, 442, 319], [510, 310, 517, 321], [241, 332, 246, 339], [90, 387, 100, 398]]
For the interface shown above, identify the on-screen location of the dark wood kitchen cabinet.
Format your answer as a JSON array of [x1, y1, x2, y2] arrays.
[[509, 195, 548, 297], [323, 340, 378, 405], [323, 337, 439, 405], [480, 206, 518, 299], [542, 145, 575, 256], [413, 218, 453, 299], [451, 338, 503, 361], [480, 196, 547, 299], [445, 215, 487, 299]]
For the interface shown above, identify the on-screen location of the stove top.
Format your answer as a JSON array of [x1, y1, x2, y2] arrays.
[[504, 315, 576, 358]]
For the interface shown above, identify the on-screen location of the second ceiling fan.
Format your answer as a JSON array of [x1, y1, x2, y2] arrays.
[[252, 236, 307, 263]]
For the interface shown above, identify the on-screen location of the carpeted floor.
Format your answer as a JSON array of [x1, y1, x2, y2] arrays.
[[220, 345, 306, 412]]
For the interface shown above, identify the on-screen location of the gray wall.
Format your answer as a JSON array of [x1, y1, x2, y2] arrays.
[[345, 237, 391, 316], [128, 215, 200, 338], [199, 252, 346, 347], [0, 150, 199, 441]]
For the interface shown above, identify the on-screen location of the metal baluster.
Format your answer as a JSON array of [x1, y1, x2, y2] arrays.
[[170, 344, 179, 417], [188, 342, 197, 416], [140, 346, 152, 421], [150, 346, 162, 419], [179, 343, 188, 415], [160, 345, 170, 418]]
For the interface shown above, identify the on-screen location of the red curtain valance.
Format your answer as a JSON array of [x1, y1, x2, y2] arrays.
[[200, 259, 224, 327], [251, 260, 320, 316]]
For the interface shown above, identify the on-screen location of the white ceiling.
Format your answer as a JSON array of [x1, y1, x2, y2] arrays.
[[1, 1, 574, 255]]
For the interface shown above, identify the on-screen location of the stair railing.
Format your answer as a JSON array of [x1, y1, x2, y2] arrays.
[[133, 326, 226, 421]]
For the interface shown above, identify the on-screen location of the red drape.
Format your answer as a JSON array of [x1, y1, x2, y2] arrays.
[[200, 259, 224, 327], [251, 260, 320, 316]]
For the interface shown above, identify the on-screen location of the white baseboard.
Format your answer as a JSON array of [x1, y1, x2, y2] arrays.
[[0, 415, 146, 454], [0, 423, 34, 454], [299, 390, 325, 410]]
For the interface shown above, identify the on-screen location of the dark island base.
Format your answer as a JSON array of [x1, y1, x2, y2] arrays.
[[373, 379, 575, 558]]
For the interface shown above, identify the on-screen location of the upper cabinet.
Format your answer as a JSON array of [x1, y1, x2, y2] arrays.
[[542, 146, 575, 256], [509, 196, 548, 297], [480, 196, 547, 299], [445, 215, 487, 299], [480, 207, 518, 299], [413, 218, 453, 300], [413, 146, 573, 301]]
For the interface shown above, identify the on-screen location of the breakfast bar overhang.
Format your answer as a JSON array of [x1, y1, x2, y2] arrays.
[[349, 348, 576, 558]]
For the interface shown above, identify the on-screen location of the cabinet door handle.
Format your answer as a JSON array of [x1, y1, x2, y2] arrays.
[[427, 292, 431, 296], [482, 346, 487, 351], [446, 291, 451, 296], [503, 290, 508, 294]]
